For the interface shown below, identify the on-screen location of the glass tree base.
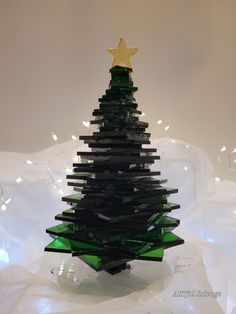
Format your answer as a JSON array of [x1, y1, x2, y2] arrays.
[[51, 256, 172, 298]]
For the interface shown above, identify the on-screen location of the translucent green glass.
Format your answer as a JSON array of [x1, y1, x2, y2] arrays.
[[139, 247, 164, 259], [45, 237, 71, 253]]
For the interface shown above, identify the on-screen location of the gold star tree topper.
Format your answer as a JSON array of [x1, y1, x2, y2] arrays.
[[108, 38, 138, 69]]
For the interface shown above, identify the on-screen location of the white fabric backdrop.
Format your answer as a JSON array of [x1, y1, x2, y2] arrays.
[[0, 139, 235, 313]]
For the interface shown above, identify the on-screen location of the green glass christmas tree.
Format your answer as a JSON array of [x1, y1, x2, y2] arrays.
[[45, 39, 184, 275]]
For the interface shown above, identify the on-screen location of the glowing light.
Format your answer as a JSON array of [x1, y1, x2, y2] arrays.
[[233, 148, 236, 153], [73, 156, 79, 163], [1, 204, 7, 211], [186, 145, 190, 149], [16, 176, 23, 183], [52, 133, 58, 141], [234, 159, 236, 163], [215, 177, 221, 182], [157, 120, 162, 125], [0, 249, 9, 265], [164, 125, 170, 131], [207, 238, 214, 243], [56, 179, 62, 183], [65, 167, 73, 174], [71, 135, 77, 140], [171, 140, 176, 143], [184, 166, 188, 171], [26, 159, 33, 165], [220, 146, 226, 152], [82, 121, 90, 128], [58, 189, 64, 195], [5, 198, 12, 204], [140, 112, 145, 117]]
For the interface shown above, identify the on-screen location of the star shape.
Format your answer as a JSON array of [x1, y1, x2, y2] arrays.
[[108, 38, 138, 69]]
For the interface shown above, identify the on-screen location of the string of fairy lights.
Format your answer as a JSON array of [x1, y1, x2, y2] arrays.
[[0, 118, 235, 212]]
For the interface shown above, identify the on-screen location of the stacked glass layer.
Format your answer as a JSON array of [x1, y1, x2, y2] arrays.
[[45, 66, 184, 274]]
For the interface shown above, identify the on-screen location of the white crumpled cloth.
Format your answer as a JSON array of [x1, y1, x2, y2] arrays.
[[0, 138, 235, 314]]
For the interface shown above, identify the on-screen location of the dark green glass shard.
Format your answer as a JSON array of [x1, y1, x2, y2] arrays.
[[68, 239, 102, 251], [160, 215, 180, 225], [163, 202, 181, 210], [45, 237, 71, 253], [162, 232, 184, 248], [62, 208, 76, 216], [137, 247, 164, 261], [79, 254, 131, 272], [46, 224, 74, 236], [62, 193, 82, 203], [132, 229, 162, 242], [55, 213, 78, 223], [119, 240, 150, 254], [153, 215, 180, 227], [137, 244, 153, 255]]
